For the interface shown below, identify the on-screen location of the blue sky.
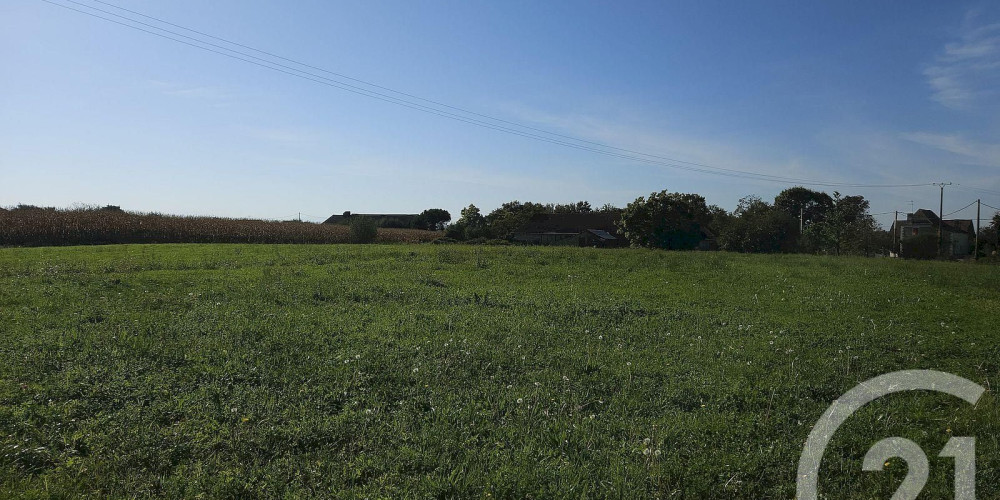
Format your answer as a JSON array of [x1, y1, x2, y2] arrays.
[[2, 0, 999, 227]]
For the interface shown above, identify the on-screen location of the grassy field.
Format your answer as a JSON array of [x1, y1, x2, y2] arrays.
[[1, 244, 998, 498]]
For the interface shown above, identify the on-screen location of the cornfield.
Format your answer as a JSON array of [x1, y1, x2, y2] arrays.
[[0, 206, 441, 246]]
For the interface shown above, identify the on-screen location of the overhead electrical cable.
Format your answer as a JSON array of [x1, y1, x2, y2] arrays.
[[954, 185, 1000, 197], [943, 201, 977, 217], [42, 0, 937, 189], [46, 0, 852, 185]]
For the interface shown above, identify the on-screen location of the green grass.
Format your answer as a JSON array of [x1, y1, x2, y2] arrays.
[[0, 244, 998, 498]]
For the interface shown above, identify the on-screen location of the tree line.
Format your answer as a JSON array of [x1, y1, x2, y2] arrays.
[[437, 187, 1000, 257]]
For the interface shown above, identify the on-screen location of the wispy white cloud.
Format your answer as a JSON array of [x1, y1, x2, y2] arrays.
[[502, 103, 876, 186], [924, 12, 1000, 109], [899, 131, 1000, 167]]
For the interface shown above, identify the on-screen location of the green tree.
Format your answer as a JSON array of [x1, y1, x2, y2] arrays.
[[803, 192, 878, 255], [618, 190, 711, 249], [774, 187, 834, 226], [414, 208, 451, 231], [596, 203, 621, 215], [717, 196, 798, 253], [979, 211, 1000, 256], [485, 201, 547, 239], [551, 201, 593, 214], [706, 204, 732, 236], [446, 204, 489, 240]]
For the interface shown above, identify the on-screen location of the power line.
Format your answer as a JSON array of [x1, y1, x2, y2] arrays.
[[40, 1, 703, 170], [72, 0, 931, 183], [42, 0, 938, 189], [954, 185, 1000, 198], [87, 0, 802, 175], [43, 0, 855, 186], [982, 202, 1000, 212], [943, 200, 977, 217]]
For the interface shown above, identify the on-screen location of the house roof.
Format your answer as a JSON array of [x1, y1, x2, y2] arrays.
[[323, 213, 418, 224], [911, 209, 940, 223], [891, 209, 975, 236], [586, 229, 617, 241], [944, 219, 975, 235]]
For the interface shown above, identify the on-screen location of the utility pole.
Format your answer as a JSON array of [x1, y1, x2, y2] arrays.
[[298, 212, 302, 222], [893, 210, 898, 256], [799, 207, 804, 233], [975, 199, 981, 260], [934, 182, 952, 257]]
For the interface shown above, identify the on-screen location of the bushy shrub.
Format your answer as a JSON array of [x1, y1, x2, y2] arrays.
[[378, 217, 410, 229], [465, 238, 511, 246], [444, 220, 495, 240], [349, 216, 378, 243], [900, 234, 939, 260]]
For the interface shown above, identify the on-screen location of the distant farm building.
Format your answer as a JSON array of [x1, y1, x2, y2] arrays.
[[889, 209, 975, 258], [512, 213, 624, 247], [323, 211, 419, 228]]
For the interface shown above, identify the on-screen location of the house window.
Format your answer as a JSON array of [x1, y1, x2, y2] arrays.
[[911, 228, 918, 236]]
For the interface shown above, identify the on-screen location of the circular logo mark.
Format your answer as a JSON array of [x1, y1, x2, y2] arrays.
[[797, 370, 985, 499]]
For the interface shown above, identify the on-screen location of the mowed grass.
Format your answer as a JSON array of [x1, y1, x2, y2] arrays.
[[0, 244, 998, 498]]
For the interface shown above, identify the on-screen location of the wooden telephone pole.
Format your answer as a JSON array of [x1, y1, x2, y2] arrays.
[[934, 182, 952, 257], [892, 210, 898, 256], [975, 199, 981, 260]]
